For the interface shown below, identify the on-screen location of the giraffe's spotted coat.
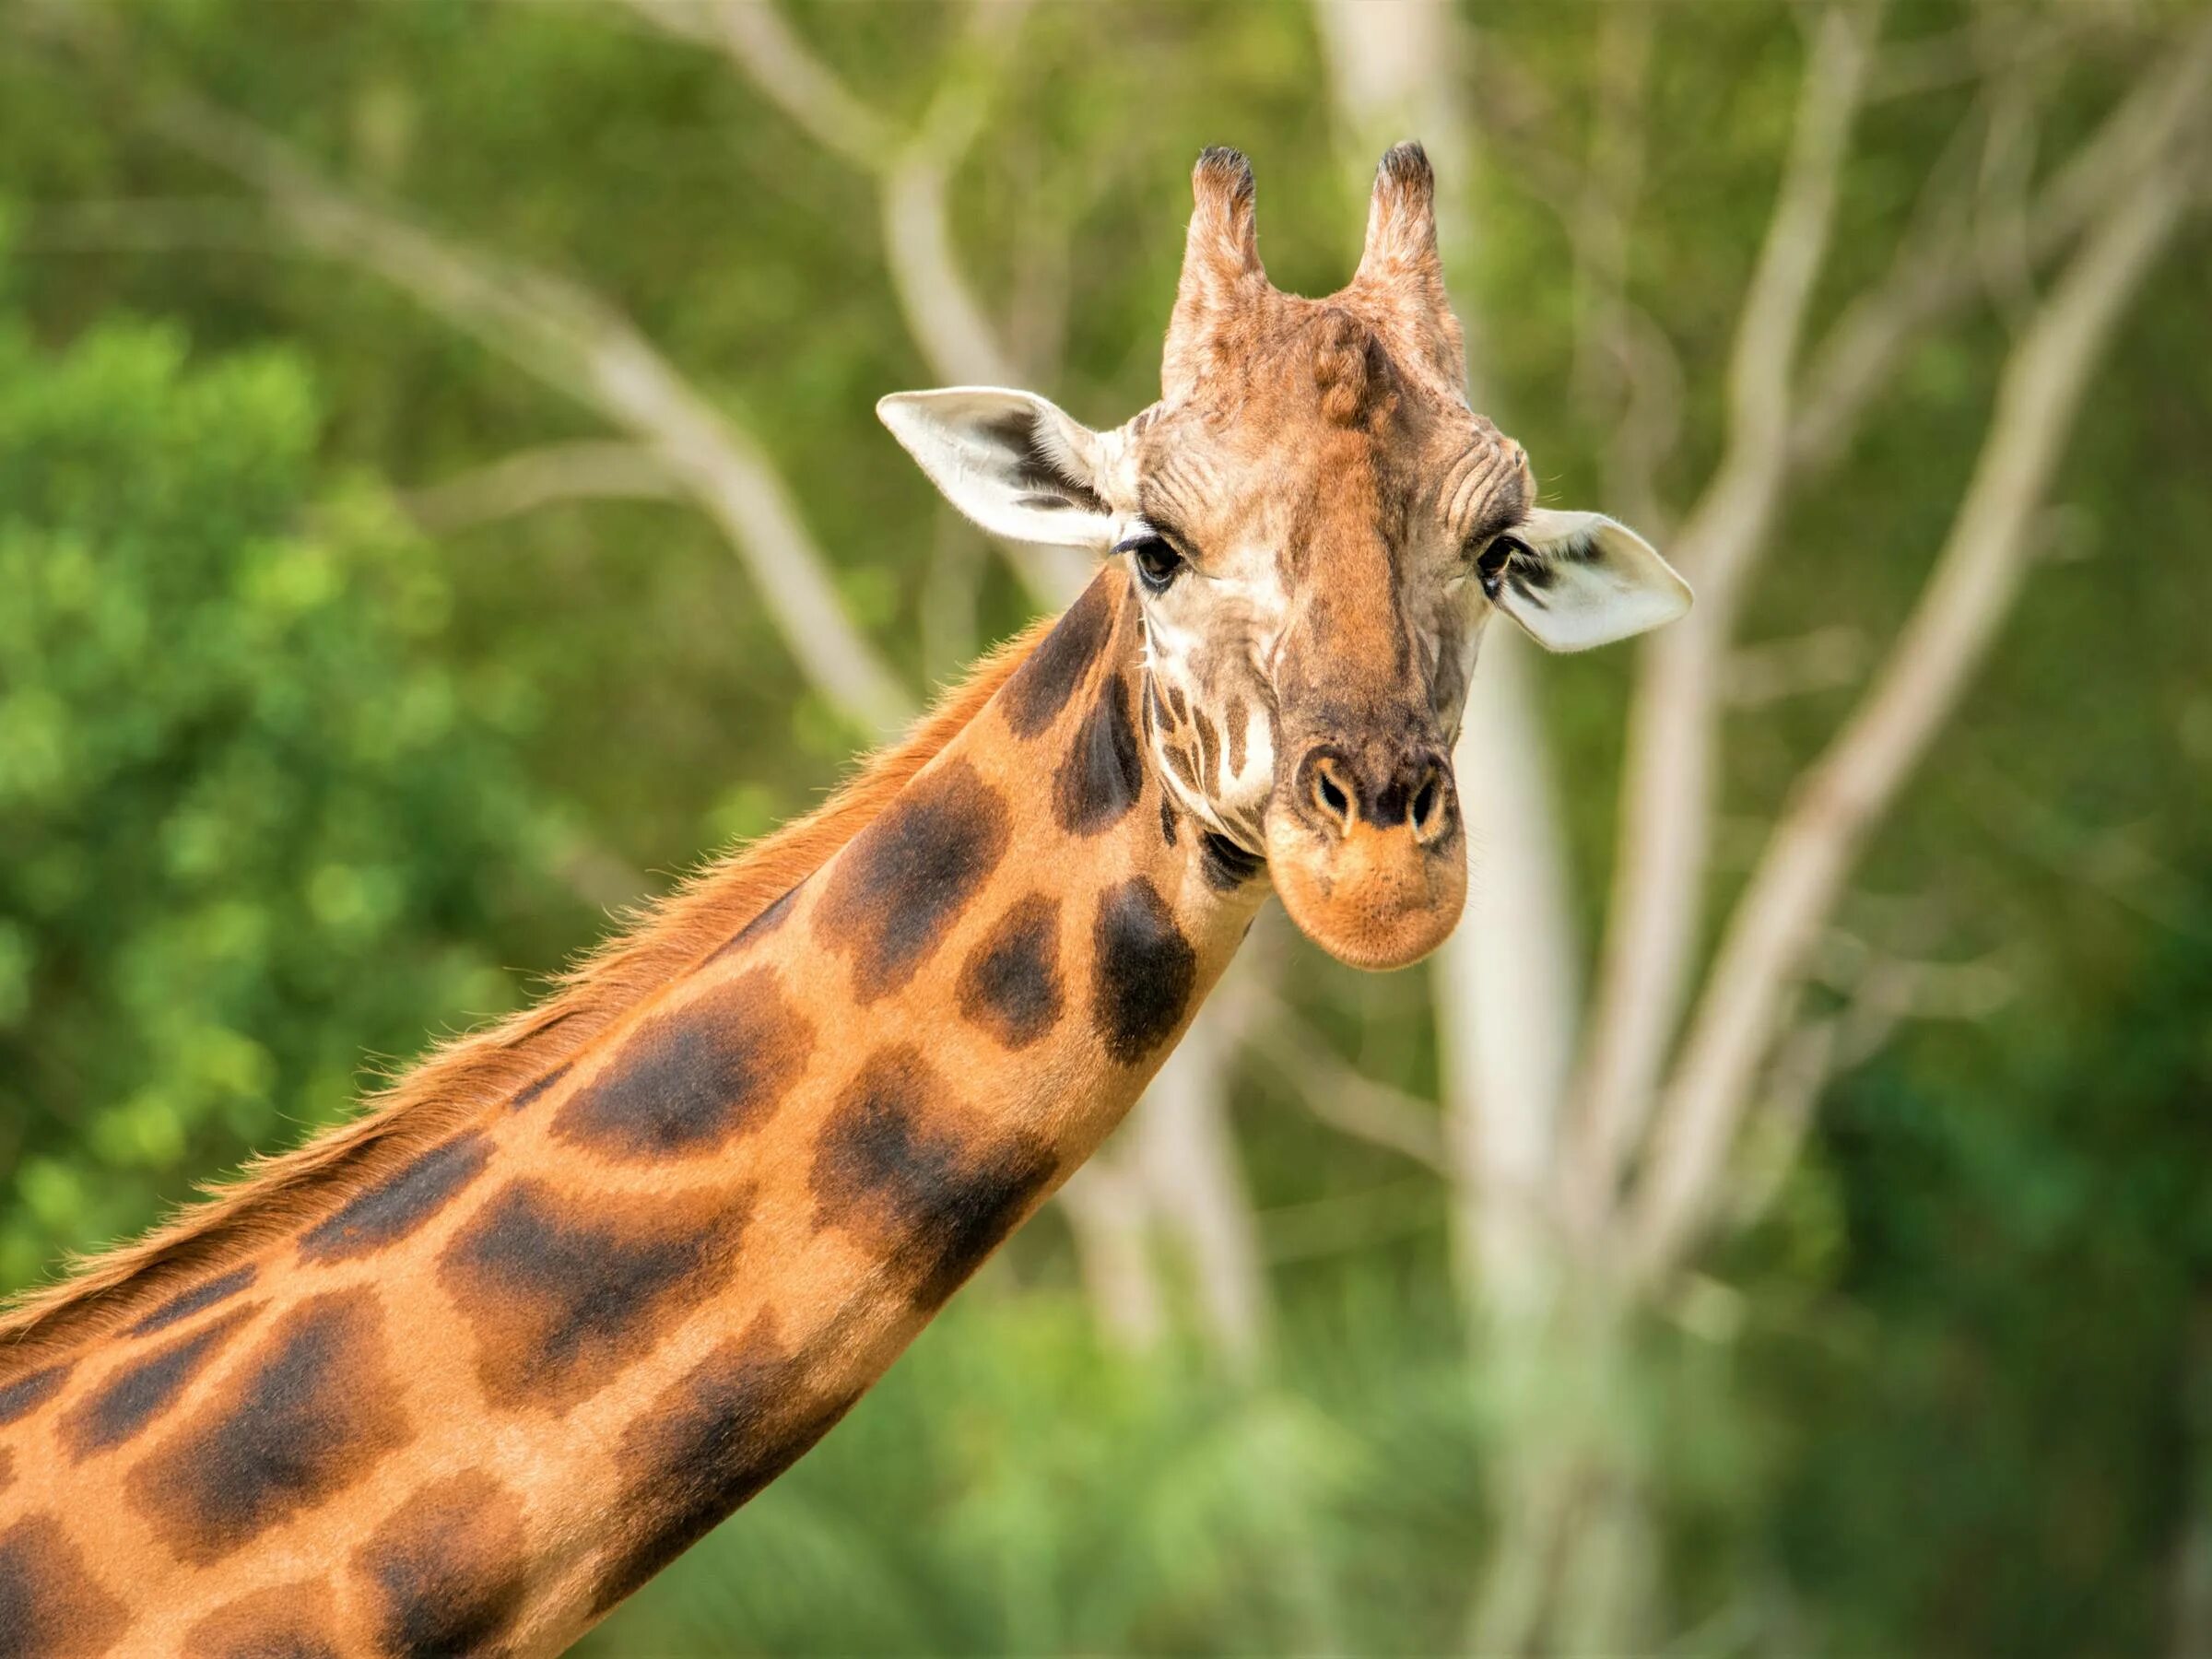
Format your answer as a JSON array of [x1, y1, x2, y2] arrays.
[[0, 1363, 69, 1430], [182, 1581, 340, 1659], [129, 1265, 260, 1339], [553, 968, 813, 1160], [354, 1470, 530, 1659], [439, 1180, 743, 1413], [298, 1132, 493, 1263], [64, 1303, 256, 1461], [1192, 707, 1219, 787], [957, 894, 1065, 1051], [1053, 673, 1144, 836], [0, 1512, 128, 1659], [704, 879, 804, 964], [1000, 576, 1114, 738], [128, 1289, 411, 1566], [1091, 877, 1198, 1064], [818, 759, 1012, 1003], [506, 1061, 574, 1113], [589, 1317, 857, 1617], [1222, 696, 1249, 779], [810, 1046, 1057, 1312], [1199, 831, 1266, 893]]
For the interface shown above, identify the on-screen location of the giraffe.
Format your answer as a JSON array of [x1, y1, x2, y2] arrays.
[[0, 144, 1688, 1657]]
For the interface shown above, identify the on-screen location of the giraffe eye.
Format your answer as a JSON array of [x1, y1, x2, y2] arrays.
[[1475, 534, 1526, 598], [1118, 534, 1185, 594]]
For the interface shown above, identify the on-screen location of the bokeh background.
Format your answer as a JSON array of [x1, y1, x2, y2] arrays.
[[4, 1, 2210, 1653]]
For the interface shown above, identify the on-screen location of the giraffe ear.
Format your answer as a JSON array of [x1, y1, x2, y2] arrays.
[[877, 388, 1116, 550], [1484, 509, 1692, 653]]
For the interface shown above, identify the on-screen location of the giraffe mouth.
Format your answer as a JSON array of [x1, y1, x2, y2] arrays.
[[1268, 821, 1466, 969], [1262, 756, 1467, 971]]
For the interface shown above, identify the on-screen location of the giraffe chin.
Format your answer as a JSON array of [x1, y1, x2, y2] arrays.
[[1265, 815, 1468, 971]]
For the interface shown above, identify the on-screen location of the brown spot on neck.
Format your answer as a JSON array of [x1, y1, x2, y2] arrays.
[[129, 1265, 259, 1338], [353, 1471, 530, 1658], [589, 1315, 857, 1616], [815, 759, 1012, 1004], [1089, 877, 1199, 1064], [506, 1061, 574, 1113], [809, 1046, 1057, 1312], [128, 1288, 412, 1567], [998, 572, 1116, 738], [439, 1180, 745, 1413], [297, 1132, 493, 1263], [1053, 672, 1144, 836], [957, 894, 1065, 1052], [64, 1302, 258, 1461], [0, 1361, 70, 1429], [182, 1581, 341, 1659], [0, 1512, 129, 1659], [551, 967, 814, 1160]]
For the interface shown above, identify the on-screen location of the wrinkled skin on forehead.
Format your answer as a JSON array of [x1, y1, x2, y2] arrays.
[[880, 142, 1689, 971]]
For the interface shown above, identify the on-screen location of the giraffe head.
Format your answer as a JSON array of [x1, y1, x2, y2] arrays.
[[881, 144, 1689, 970]]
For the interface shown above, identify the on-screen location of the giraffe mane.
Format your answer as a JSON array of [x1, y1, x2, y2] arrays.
[[0, 614, 1054, 1371]]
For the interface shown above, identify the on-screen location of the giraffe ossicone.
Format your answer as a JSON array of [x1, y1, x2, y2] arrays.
[[0, 144, 1688, 1655]]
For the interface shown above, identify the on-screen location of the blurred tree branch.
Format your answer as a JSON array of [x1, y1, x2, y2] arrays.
[[1243, 993, 1450, 1175], [1723, 625, 1867, 710], [399, 441, 680, 535], [119, 81, 917, 736], [1572, 4, 1877, 1225], [1315, 0, 1589, 1333], [1791, 29, 2212, 474], [1632, 118, 2204, 1280], [617, 0, 1089, 610], [1726, 935, 2015, 1234], [1866, 6, 2130, 103], [1128, 1000, 1271, 1373], [1568, 4, 1667, 532], [1052, 1147, 1167, 1354], [1574, 9, 2212, 1248]]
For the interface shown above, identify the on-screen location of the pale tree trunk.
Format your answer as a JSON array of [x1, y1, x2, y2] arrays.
[[1437, 629, 1576, 1326], [1312, 2, 1633, 1649], [1314, 0, 1581, 1331], [1131, 974, 1271, 1371]]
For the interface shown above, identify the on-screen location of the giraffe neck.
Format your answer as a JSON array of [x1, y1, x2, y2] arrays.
[[0, 566, 1268, 1657]]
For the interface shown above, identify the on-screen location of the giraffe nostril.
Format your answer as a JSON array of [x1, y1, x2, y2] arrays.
[[1306, 756, 1357, 836], [1412, 772, 1438, 830], [1409, 756, 1453, 843]]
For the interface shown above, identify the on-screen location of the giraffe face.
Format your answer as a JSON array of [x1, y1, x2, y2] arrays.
[[881, 145, 1690, 970]]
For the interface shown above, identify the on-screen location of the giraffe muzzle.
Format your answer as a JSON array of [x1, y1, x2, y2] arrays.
[[1265, 739, 1467, 970]]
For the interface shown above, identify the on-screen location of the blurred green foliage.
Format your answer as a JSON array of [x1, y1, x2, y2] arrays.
[[2, 1, 2208, 1653], [0, 312, 580, 1287]]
